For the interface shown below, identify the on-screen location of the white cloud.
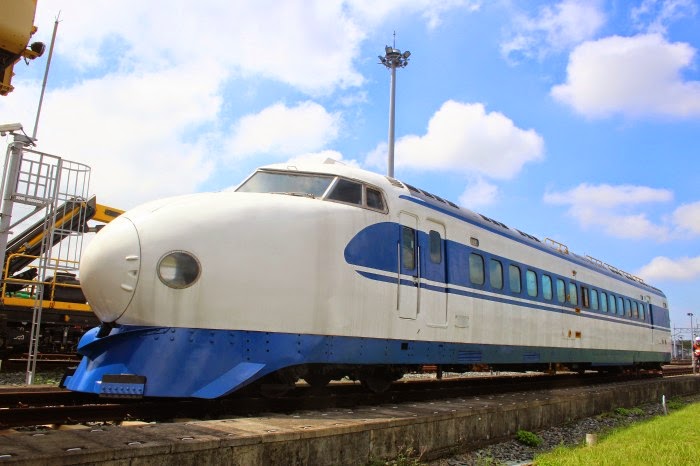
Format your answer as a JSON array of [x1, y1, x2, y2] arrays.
[[33, 1, 366, 95], [458, 178, 499, 208], [348, 0, 481, 30], [631, 0, 698, 34], [672, 201, 700, 235], [551, 34, 700, 118], [544, 183, 673, 240], [225, 102, 341, 160], [637, 255, 700, 281], [1, 63, 221, 209], [366, 100, 544, 179], [501, 0, 605, 61], [544, 183, 673, 209]]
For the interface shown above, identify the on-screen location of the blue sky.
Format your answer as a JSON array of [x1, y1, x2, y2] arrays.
[[2, 0, 699, 334]]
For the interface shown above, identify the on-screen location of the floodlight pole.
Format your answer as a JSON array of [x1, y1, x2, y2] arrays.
[[379, 38, 410, 178]]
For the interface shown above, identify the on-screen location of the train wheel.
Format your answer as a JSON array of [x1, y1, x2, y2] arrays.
[[304, 373, 332, 389], [360, 374, 393, 393]]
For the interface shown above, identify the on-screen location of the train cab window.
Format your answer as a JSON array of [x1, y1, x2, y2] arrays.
[[617, 297, 624, 316], [327, 178, 362, 205], [639, 302, 646, 320], [608, 294, 617, 314], [590, 289, 599, 310], [542, 274, 553, 300], [401, 226, 416, 270], [429, 230, 442, 263], [237, 170, 334, 196], [556, 279, 565, 303], [469, 253, 485, 286], [366, 187, 385, 211], [526, 270, 538, 297], [509, 265, 521, 293], [568, 283, 578, 306], [581, 286, 590, 308], [624, 298, 631, 317], [490, 259, 503, 290], [600, 292, 608, 312], [632, 301, 639, 318]]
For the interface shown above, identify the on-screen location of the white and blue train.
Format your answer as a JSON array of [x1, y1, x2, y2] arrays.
[[63, 160, 671, 398]]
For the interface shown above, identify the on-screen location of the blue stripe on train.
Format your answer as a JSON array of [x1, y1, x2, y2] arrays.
[[346, 222, 671, 331]]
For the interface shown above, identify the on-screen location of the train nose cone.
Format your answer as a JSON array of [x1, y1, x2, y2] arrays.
[[79, 216, 140, 322]]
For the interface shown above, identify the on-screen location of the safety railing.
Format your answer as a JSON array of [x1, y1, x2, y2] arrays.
[[1, 253, 89, 311]]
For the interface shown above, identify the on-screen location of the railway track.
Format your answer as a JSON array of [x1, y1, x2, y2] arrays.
[[0, 371, 667, 430], [1, 353, 81, 371]]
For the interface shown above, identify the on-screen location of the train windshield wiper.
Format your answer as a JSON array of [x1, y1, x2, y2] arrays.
[[270, 192, 317, 199]]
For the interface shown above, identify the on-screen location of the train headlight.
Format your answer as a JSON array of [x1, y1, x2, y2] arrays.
[[157, 251, 201, 289]]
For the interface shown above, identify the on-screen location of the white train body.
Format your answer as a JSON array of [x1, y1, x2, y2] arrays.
[[64, 161, 671, 398]]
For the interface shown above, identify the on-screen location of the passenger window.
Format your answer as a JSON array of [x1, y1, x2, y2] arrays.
[[590, 290, 599, 310], [581, 286, 590, 308], [366, 187, 385, 211], [429, 230, 442, 264], [600, 292, 608, 312], [617, 297, 624, 316], [401, 226, 415, 270], [509, 265, 521, 293], [556, 279, 565, 303], [568, 283, 578, 305], [609, 294, 616, 314], [490, 259, 503, 290], [526, 270, 538, 297], [624, 299, 631, 317], [469, 253, 485, 285], [327, 179, 362, 205], [542, 274, 553, 300]]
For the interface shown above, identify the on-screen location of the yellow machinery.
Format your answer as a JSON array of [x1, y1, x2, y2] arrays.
[[0, 197, 123, 353], [0, 0, 45, 96]]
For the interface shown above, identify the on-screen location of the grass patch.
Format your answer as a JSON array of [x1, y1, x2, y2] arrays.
[[534, 402, 700, 465], [613, 407, 644, 416], [516, 429, 543, 447], [665, 397, 685, 411]]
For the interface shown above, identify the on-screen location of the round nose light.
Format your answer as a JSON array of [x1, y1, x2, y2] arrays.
[[157, 251, 200, 289]]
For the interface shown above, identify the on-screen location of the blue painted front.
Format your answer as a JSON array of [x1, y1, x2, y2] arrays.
[[65, 324, 667, 399]]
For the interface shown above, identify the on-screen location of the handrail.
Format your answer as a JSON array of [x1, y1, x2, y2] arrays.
[[2, 252, 83, 304], [544, 237, 569, 255]]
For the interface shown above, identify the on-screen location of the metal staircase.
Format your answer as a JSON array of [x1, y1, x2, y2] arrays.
[[0, 130, 90, 383]]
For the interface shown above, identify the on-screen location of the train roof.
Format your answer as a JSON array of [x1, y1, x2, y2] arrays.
[[255, 160, 665, 297]]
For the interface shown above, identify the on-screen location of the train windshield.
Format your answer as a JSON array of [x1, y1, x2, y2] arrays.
[[236, 171, 334, 198]]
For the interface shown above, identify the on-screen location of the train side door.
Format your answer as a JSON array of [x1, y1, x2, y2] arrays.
[[422, 220, 447, 326], [398, 213, 418, 319]]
